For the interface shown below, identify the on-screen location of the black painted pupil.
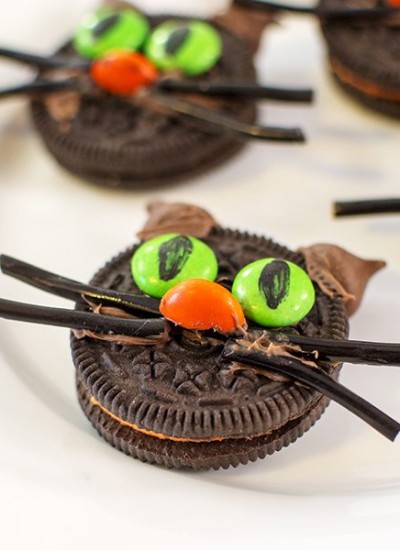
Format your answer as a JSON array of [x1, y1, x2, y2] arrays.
[[92, 13, 121, 38], [165, 26, 191, 55], [258, 260, 290, 309], [158, 236, 193, 281]]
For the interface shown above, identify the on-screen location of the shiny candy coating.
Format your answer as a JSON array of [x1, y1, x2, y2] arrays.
[[232, 258, 315, 327], [73, 8, 150, 59], [145, 20, 222, 76], [90, 51, 158, 96], [160, 279, 246, 333], [131, 234, 218, 298]]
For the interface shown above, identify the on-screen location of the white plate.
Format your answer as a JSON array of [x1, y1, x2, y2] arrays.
[[1, 1, 400, 548]]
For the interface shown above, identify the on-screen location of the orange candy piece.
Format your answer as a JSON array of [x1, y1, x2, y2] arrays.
[[90, 51, 158, 96], [388, 0, 400, 6], [160, 279, 246, 333]]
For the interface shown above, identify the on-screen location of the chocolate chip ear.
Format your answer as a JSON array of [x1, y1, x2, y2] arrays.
[[213, 4, 277, 54], [299, 244, 386, 316], [137, 202, 220, 240], [101, 0, 142, 13]]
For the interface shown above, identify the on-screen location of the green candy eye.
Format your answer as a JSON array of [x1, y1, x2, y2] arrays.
[[145, 20, 222, 76], [131, 233, 218, 298], [73, 8, 150, 59], [232, 258, 315, 327]]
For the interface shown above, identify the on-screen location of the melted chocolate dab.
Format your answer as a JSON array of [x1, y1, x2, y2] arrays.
[[259, 260, 290, 309], [92, 13, 121, 37], [159, 235, 193, 281], [165, 26, 191, 55]]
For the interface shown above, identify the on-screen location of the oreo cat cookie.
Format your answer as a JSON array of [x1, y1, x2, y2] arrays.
[[235, 0, 400, 117], [319, 0, 400, 117], [30, 10, 257, 188], [72, 233, 343, 468], [0, 2, 313, 188], [68, 203, 389, 469], [1, 203, 397, 470]]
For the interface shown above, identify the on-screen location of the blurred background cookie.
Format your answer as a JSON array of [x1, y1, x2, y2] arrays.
[[0, 1, 313, 189]]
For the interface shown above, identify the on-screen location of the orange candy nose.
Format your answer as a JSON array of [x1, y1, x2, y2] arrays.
[[160, 279, 246, 333], [90, 51, 158, 96]]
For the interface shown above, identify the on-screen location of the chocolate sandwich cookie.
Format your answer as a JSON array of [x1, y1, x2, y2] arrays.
[[73, 226, 347, 469], [31, 8, 258, 189], [318, 0, 400, 117], [0, 2, 313, 189], [236, 0, 400, 116], [2, 203, 400, 470]]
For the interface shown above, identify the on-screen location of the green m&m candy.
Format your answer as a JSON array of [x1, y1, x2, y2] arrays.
[[145, 20, 222, 76], [131, 233, 218, 298], [232, 258, 315, 327], [73, 8, 150, 59]]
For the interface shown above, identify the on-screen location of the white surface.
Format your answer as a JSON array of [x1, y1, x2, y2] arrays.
[[1, 1, 400, 549]]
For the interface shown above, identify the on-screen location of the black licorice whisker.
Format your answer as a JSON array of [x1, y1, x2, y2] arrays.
[[234, 0, 399, 19], [0, 299, 166, 336], [334, 199, 400, 218], [0, 46, 89, 70], [142, 92, 305, 142], [158, 79, 314, 103], [0, 79, 80, 99], [267, 331, 400, 366], [222, 341, 400, 441], [0, 255, 161, 316]]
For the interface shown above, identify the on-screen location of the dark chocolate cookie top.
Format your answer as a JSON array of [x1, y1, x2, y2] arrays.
[[31, 16, 257, 188]]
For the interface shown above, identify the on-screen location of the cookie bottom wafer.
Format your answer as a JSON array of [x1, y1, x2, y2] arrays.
[[77, 378, 332, 470]]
